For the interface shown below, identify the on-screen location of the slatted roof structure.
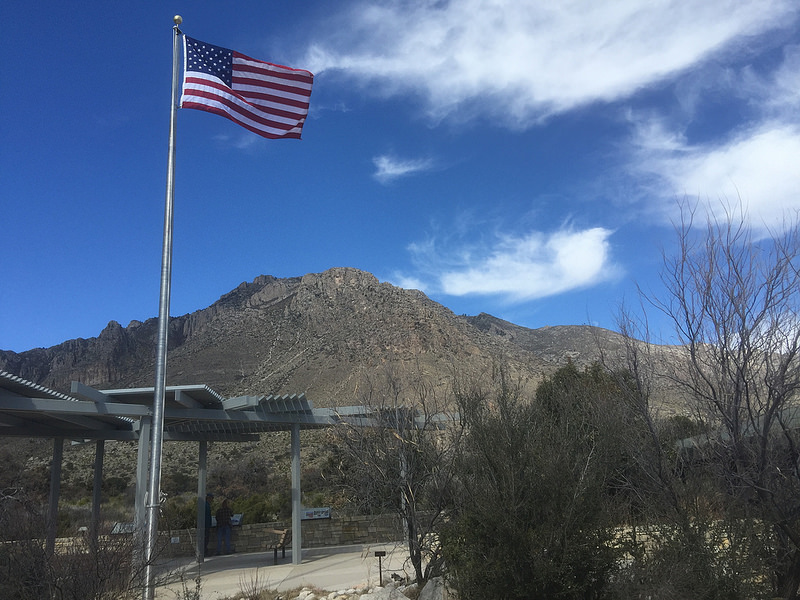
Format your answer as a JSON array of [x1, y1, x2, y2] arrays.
[[0, 370, 453, 569], [0, 371, 360, 442], [0, 370, 373, 566], [0, 371, 136, 438]]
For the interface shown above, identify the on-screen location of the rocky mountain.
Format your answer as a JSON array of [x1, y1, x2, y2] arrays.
[[1, 267, 666, 511], [1, 267, 631, 403]]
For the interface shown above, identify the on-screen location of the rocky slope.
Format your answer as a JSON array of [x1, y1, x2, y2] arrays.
[[1, 268, 628, 402], [0, 267, 651, 509]]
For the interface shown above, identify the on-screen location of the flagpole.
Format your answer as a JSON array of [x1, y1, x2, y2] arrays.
[[142, 15, 182, 600]]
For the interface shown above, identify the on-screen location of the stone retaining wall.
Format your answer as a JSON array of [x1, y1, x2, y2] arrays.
[[154, 513, 404, 558]]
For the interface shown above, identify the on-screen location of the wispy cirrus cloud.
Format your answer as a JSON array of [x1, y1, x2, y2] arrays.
[[627, 43, 800, 234], [743, 44, 800, 115], [305, 0, 800, 234], [305, 0, 798, 127], [307, 0, 799, 303], [395, 224, 620, 301], [212, 132, 262, 151], [373, 154, 435, 183]]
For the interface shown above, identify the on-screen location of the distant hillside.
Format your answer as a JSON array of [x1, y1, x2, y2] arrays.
[[0, 268, 633, 403]]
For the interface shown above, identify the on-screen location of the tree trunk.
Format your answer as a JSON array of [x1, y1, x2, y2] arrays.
[[406, 513, 424, 584]]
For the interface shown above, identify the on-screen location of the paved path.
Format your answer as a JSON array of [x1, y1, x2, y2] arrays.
[[156, 543, 411, 599]]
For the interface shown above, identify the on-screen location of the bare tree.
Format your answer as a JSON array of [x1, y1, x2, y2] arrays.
[[333, 364, 463, 585], [630, 202, 800, 599], [609, 307, 771, 598]]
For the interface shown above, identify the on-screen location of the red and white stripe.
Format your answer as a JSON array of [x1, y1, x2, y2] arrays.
[[181, 50, 313, 140]]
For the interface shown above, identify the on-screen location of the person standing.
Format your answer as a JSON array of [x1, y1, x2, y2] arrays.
[[204, 492, 214, 557], [215, 498, 234, 555]]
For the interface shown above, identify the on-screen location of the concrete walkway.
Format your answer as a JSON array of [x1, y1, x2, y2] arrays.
[[156, 543, 411, 599]]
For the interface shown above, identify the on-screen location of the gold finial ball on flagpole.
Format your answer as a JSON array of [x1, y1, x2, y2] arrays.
[[174, 15, 183, 25]]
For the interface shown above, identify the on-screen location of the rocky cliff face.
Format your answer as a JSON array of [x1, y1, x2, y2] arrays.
[[0, 267, 630, 404]]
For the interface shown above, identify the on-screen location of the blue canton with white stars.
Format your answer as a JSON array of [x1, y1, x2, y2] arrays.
[[186, 37, 233, 87]]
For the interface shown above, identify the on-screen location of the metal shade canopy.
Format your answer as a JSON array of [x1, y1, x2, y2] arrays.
[[0, 370, 366, 572]]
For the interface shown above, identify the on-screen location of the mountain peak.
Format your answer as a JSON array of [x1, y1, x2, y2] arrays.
[[0, 268, 627, 405]]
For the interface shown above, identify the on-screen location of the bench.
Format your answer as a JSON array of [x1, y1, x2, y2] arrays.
[[266, 528, 291, 564]]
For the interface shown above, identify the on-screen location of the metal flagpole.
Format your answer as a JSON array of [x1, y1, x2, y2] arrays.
[[142, 15, 182, 600]]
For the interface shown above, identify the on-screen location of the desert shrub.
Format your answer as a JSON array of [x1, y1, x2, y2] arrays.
[[231, 492, 290, 524], [442, 363, 633, 599], [610, 520, 771, 599], [160, 493, 197, 530], [0, 488, 144, 599]]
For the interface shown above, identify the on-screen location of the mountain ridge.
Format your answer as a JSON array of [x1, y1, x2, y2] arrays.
[[0, 268, 628, 404], [0, 267, 671, 509]]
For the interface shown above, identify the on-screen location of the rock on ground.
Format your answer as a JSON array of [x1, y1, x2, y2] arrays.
[[418, 577, 445, 600], [290, 577, 447, 600]]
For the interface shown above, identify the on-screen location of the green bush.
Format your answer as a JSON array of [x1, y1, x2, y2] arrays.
[[160, 494, 197, 530], [231, 492, 290, 523], [442, 363, 632, 599]]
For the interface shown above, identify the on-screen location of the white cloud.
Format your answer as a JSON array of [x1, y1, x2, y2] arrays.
[[669, 126, 800, 228], [400, 226, 620, 301], [392, 274, 428, 292], [621, 37, 800, 236], [742, 44, 800, 115], [772, 46, 800, 108], [373, 154, 434, 183], [630, 120, 800, 234], [305, 0, 798, 127], [212, 132, 261, 151]]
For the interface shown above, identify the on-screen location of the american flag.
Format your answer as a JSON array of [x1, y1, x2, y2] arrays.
[[180, 36, 313, 140]]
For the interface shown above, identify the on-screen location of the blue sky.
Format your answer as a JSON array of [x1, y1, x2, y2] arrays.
[[2, 1, 800, 353]]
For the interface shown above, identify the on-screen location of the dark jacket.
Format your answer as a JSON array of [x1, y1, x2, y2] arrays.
[[216, 504, 233, 527]]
